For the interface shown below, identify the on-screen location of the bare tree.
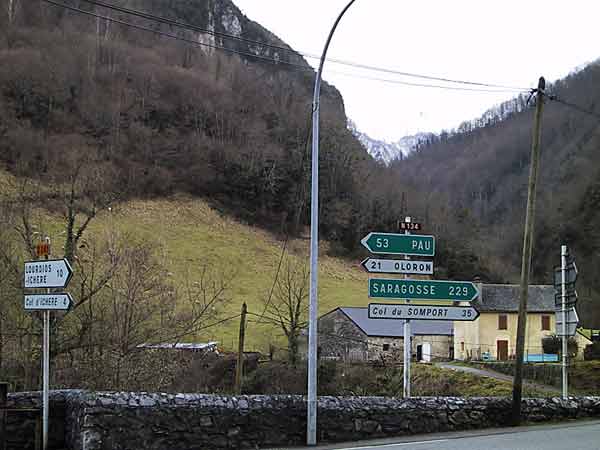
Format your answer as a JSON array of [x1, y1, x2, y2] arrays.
[[261, 259, 309, 365]]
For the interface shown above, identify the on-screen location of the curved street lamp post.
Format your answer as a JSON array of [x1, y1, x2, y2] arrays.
[[307, 0, 357, 445]]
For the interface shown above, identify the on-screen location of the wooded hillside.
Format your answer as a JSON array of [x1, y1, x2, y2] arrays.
[[392, 65, 600, 326]]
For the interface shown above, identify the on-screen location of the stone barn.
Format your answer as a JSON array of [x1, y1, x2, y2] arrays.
[[301, 307, 453, 362]]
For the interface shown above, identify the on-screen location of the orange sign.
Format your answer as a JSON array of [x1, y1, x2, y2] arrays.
[[35, 242, 50, 258]]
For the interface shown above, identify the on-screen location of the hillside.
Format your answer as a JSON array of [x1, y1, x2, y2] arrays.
[[0, 0, 374, 242], [90, 195, 369, 352], [391, 64, 600, 326]]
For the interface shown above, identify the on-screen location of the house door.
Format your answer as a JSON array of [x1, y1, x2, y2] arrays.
[[423, 343, 432, 362], [497, 340, 509, 361]]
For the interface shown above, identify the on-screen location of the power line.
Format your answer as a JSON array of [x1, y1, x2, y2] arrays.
[[325, 59, 529, 91], [77, 0, 304, 57], [68, 0, 529, 91], [255, 108, 313, 325], [548, 95, 600, 121], [329, 70, 529, 94], [42, 0, 309, 70]]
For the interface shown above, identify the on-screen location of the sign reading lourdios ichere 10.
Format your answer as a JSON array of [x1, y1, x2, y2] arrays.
[[24, 259, 73, 289]]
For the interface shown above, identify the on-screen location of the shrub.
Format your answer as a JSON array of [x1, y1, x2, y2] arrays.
[[584, 342, 600, 360], [542, 335, 578, 358]]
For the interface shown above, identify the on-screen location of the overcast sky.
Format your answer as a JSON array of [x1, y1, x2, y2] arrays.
[[234, 0, 600, 142]]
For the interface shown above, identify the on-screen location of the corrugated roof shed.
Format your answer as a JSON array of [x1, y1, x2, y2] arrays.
[[338, 307, 453, 338], [474, 284, 554, 312]]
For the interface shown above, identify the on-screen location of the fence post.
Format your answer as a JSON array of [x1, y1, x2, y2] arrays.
[[0, 382, 8, 450], [35, 415, 41, 450]]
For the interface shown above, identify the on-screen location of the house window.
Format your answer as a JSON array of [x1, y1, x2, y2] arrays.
[[498, 315, 508, 330], [382, 344, 390, 351], [461, 342, 465, 351], [542, 315, 551, 331]]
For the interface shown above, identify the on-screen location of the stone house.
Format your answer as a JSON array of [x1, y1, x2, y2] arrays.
[[301, 307, 454, 362], [454, 284, 591, 361]]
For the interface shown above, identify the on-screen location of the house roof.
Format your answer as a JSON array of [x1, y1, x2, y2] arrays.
[[136, 342, 218, 351], [474, 284, 555, 313], [338, 307, 453, 338]]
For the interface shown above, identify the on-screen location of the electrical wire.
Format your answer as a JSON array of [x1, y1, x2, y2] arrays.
[[329, 70, 529, 94], [255, 109, 313, 325], [42, 0, 309, 70], [77, 0, 305, 56], [548, 95, 600, 121], [64, 0, 530, 92]]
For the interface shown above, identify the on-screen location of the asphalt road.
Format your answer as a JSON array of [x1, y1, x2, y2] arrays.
[[290, 420, 600, 450], [435, 362, 561, 395]]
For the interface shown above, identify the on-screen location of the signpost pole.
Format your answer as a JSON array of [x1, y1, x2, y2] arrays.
[[403, 217, 411, 399], [561, 245, 568, 399], [42, 310, 49, 450], [43, 238, 50, 450]]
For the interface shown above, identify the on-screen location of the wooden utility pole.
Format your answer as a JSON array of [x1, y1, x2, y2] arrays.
[[234, 303, 247, 395], [512, 77, 545, 423]]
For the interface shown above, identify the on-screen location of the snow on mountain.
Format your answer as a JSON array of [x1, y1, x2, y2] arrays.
[[347, 120, 431, 165]]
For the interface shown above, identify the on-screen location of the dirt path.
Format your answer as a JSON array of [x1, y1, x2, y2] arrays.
[[436, 362, 561, 395]]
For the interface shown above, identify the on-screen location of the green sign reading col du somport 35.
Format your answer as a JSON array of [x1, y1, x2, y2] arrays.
[[369, 278, 479, 302], [361, 232, 435, 257]]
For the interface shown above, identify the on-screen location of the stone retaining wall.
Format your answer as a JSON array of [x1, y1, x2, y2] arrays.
[[7, 392, 600, 450]]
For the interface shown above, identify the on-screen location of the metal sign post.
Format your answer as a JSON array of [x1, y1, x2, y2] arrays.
[[561, 245, 568, 399], [403, 218, 412, 399], [554, 245, 579, 399], [24, 247, 74, 450], [42, 310, 49, 450]]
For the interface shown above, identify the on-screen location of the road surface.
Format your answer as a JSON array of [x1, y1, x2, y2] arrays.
[[290, 420, 600, 450], [436, 362, 560, 395]]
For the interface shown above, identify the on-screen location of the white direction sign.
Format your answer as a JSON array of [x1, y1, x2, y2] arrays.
[[361, 258, 433, 275], [556, 307, 579, 336], [24, 259, 73, 289], [368, 303, 480, 321], [24, 293, 73, 311]]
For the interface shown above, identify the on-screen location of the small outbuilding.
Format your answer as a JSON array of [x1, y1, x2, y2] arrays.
[[302, 307, 454, 362]]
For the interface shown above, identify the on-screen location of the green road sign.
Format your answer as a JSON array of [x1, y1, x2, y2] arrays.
[[368, 278, 479, 302], [361, 232, 435, 257]]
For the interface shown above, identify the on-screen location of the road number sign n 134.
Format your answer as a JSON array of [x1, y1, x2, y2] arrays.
[[368, 303, 480, 321], [24, 259, 73, 289]]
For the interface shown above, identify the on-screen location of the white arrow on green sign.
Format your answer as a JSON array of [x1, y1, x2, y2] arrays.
[[361, 232, 435, 257], [368, 303, 480, 321], [368, 278, 479, 302]]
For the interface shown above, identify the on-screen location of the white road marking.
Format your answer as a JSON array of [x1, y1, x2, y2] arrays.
[[335, 439, 449, 450]]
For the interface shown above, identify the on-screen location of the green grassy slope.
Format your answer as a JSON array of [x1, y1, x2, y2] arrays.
[[87, 196, 368, 353]]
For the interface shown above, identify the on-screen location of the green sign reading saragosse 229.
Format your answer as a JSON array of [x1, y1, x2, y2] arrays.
[[368, 278, 479, 302]]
